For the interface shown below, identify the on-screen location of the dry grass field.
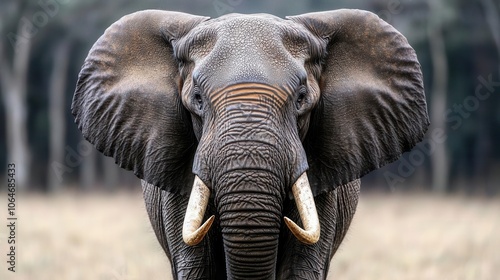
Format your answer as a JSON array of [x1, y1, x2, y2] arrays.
[[1, 191, 499, 280]]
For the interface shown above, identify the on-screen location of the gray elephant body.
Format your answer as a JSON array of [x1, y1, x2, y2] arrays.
[[72, 9, 428, 280]]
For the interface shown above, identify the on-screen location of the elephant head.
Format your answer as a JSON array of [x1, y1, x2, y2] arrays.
[[72, 9, 428, 279]]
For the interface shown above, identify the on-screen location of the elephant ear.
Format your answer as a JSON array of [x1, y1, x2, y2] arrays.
[[288, 10, 429, 195], [72, 10, 209, 193]]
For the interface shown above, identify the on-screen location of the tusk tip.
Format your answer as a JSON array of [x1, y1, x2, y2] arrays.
[[284, 216, 320, 245], [183, 215, 215, 246]]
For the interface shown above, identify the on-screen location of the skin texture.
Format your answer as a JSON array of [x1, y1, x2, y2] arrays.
[[72, 9, 429, 280]]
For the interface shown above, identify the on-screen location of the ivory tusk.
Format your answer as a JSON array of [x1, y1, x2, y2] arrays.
[[182, 176, 215, 246], [284, 172, 320, 244]]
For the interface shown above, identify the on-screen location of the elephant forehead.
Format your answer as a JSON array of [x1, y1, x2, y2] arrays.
[[192, 15, 306, 88]]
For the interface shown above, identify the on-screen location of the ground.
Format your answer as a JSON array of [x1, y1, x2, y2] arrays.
[[0, 191, 498, 280]]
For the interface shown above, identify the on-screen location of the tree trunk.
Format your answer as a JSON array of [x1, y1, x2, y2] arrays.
[[0, 19, 32, 190], [103, 155, 120, 190], [480, 0, 500, 74], [80, 144, 97, 191], [479, 0, 500, 195], [427, 4, 450, 192], [48, 40, 71, 192]]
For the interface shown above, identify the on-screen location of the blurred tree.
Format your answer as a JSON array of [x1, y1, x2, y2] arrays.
[[427, 0, 450, 192], [480, 0, 500, 73], [477, 0, 500, 194], [0, 1, 33, 190], [48, 39, 70, 191]]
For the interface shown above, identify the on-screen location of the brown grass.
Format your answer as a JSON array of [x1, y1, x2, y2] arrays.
[[1, 192, 498, 280]]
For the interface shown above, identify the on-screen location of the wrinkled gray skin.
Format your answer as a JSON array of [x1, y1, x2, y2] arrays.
[[72, 9, 429, 280]]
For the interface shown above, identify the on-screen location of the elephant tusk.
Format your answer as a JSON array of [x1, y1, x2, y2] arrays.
[[284, 172, 320, 245], [182, 176, 215, 246]]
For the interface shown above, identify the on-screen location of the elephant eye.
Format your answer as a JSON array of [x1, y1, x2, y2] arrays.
[[297, 93, 305, 103], [193, 86, 203, 110], [296, 86, 307, 109], [194, 93, 203, 108]]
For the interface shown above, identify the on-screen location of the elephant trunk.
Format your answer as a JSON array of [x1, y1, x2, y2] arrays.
[[187, 84, 316, 278], [216, 171, 283, 280]]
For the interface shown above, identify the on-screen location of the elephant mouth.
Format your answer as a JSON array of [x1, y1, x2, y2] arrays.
[[182, 172, 320, 246]]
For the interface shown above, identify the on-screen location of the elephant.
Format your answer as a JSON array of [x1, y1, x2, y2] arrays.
[[72, 9, 429, 280]]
